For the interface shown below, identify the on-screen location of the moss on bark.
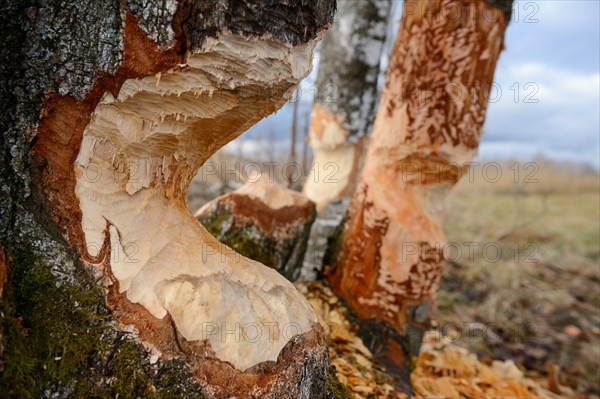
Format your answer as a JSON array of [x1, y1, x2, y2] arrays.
[[0, 0, 336, 395], [327, 367, 353, 399], [199, 205, 313, 281], [0, 246, 204, 398]]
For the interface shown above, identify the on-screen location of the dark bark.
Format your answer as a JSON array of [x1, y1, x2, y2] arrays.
[[0, 1, 336, 397], [196, 180, 317, 281], [315, 0, 391, 139]]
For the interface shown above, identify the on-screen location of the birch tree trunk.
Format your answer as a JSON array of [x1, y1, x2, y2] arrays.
[[195, 175, 316, 281], [0, 1, 336, 397], [303, 0, 392, 210], [328, 0, 514, 371]]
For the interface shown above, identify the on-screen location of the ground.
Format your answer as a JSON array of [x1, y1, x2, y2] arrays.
[[188, 155, 599, 398], [298, 280, 580, 399], [438, 161, 600, 397]]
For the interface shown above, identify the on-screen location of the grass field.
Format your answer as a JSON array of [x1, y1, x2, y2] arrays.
[[188, 155, 600, 395], [438, 161, 600, 395]]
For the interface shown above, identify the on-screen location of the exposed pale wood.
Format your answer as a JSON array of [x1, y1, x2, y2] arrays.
[[329, 0, 512, 362], [1, 0, 336, 394], [304, 104, 362, 210], [75, 33, 321, 372], [303, 0, 392, 209]]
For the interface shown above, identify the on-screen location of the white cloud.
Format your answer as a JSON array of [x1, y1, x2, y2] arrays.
[[496, 62, 600, 105], [483, 61, 599, 165], [237, 1, 600, 168]]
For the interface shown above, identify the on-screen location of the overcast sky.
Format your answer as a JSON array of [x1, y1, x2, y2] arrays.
[[237, 0, 599, 168], [481, 0, 599, 167]]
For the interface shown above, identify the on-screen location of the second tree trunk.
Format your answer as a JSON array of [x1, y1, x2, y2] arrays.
[[328, 0, 513, 365]]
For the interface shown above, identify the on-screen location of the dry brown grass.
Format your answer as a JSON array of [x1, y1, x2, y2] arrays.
[[439, 160, 600, 395], [450, 158, 599, 196], [187, 154, 600, 395]]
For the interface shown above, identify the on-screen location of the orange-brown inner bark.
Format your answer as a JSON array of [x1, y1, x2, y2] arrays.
[[329, 0, 509, 335]]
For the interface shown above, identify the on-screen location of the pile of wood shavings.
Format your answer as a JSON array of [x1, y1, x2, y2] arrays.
[[296, 281, 406, 398], [413, 339, 574, 399], [296, 281, 575, 399]]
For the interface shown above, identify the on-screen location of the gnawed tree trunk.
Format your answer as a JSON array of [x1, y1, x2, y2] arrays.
[[328, 0, 513, 373], [303, 0, 392, 210], [0, 1, 336, 397], [195, 176, 316, 281]]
